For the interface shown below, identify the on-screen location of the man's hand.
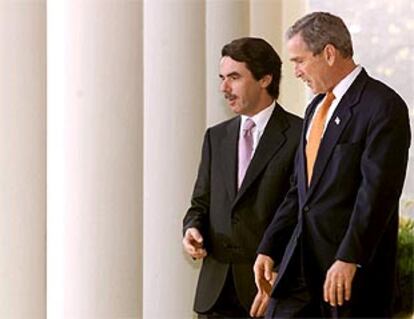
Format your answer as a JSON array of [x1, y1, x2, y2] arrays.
[[182, 228, 207, 259], [250, 268, 276, 317], [254, 254, 275, 293], [323, 260, 357, 307]]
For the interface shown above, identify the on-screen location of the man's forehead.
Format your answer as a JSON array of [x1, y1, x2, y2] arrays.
[[220, 56, 238, 65], [220, 57, 247, 72], [287, 34, 310, 51], [287, 37, 314, 59]]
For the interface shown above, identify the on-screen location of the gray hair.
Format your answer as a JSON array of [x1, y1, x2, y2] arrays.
[[286, 12, 354, 58]]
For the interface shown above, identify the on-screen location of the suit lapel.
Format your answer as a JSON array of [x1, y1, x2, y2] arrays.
[[305, 69, 369, 201], [233, 105, 288, 206], [220, 117, 240, 202]]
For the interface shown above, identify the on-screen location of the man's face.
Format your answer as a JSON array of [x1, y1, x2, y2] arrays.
[[219, 56, 264, 116], [287, 33, 331, 94]]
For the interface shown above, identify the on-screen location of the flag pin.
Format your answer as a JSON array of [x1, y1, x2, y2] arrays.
[[335, 117, 341, 125]]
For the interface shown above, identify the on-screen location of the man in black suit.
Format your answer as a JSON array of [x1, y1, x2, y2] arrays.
[[254, 12, 411, 318], [182, 37, 302, 318]]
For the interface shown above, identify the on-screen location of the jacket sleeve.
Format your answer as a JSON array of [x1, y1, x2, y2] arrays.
[[182, 129, 211, 238], [257, 149, 300, 265], [336, 95, 411, 265]]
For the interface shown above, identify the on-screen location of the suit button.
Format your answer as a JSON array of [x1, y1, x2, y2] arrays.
[[303, 206, 310, 212]]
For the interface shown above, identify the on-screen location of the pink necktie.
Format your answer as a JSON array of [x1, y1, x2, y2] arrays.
[[238, 118, 256, 189]]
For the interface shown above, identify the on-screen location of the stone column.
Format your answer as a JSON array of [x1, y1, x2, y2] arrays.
[[47, 1, 142, 318], [143, 1, 206, 318], [0, 2, 46, 318]]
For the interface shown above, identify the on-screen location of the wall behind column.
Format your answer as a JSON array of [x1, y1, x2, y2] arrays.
[[207, 0, 307, 123], [250, 0, 307, 116], [0, 2, 46, 318], [250, 0, 283, 53], [280, 0, 307, 116]]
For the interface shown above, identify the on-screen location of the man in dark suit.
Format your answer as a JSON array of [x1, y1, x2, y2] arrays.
[[254, 12, 411, 318], [182, 37, 302, 318]]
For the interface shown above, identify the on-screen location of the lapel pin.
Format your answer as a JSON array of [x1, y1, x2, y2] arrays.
[[334, 117, 341, 125]]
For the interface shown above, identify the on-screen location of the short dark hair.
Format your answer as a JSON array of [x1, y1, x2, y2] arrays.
[[286, 12, 354, 58], [221, 37, 282, 99]]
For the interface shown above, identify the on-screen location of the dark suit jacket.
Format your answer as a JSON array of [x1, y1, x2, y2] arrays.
[[258, 69, 411, 317], [183, 104, 302, 313]]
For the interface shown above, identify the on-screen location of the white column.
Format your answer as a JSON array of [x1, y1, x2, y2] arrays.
[[143, 1, 205, 318], [280, 0, 307, 116], [0, 2, 46, 318], [206, 0, 250, 126], [47, 1, 142, 318]]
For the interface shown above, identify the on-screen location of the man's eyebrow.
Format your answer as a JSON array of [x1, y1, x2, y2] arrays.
[[219, 71, 240, 79]]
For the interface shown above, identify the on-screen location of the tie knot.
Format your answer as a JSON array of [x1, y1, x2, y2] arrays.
[[243, 118, 255, 131], [325, 91, 336, 105], [317, 91, 336, 116]]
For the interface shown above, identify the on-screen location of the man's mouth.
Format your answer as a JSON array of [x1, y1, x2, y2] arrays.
[[303, 79, 311, 87], [224, 93, 237, 102]]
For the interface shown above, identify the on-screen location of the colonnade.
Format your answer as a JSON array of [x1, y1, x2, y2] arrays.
[[0, 1, 305, 318]]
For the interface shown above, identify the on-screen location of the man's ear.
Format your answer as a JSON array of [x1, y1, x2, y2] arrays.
[[323, 44, 337, 66], [260, 74, 273, 88]]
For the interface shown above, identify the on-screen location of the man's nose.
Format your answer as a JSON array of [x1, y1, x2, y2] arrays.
[[220, 79, 230, 92], [294, 65, 302, 78]]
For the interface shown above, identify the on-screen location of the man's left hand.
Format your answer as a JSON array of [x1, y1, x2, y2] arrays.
[[323, 260, 357, 307]]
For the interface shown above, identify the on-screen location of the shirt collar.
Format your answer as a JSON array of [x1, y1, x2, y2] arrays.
[[332, 65, 362, 101], [240, 100, 276, 133]]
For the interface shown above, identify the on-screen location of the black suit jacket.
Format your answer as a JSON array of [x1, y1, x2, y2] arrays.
[[183, 104, 302, 313], [258, 69, 411, 316]]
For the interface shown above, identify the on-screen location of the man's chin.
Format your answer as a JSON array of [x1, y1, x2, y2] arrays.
[[304, 82, 318, 93], [306, 84, 315, 92], [228, 104, 241, 114], [308, 87, 323, 95]]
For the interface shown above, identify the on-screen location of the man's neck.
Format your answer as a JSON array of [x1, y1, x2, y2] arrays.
[[246, 96, 274, 117], [331, 59, 357, 90]]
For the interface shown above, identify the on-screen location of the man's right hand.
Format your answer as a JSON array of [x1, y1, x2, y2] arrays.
[[253, 254, 276, 295], [182, 228, 207, 259]]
